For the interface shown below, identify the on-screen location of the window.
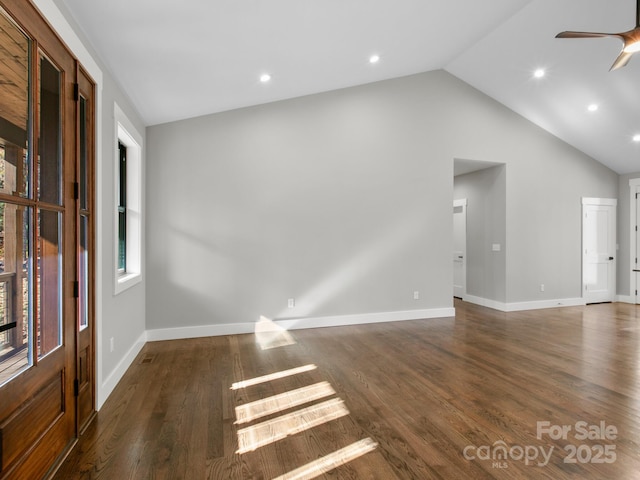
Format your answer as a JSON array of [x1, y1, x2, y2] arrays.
[[114, 103, 142, 294], [117, 141, 126, 272]]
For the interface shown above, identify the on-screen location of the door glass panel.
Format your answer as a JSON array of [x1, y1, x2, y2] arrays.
[[38, 55, 62, 205], [0, 203, 32, 385], [79, 215, 88, 330], [0, 11, 30, 197], [37, 209, 61, 358], [79, 97, 88, 209]]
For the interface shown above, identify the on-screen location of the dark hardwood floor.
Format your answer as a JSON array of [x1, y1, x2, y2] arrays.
[[53, 300, 640, 479]]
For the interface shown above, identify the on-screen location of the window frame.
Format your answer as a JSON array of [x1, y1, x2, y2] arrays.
[[113, 103, 142, 295]]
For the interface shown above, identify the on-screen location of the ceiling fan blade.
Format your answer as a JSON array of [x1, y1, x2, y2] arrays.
[[556, 31, 617, 39], [610, 50, 634, 70]]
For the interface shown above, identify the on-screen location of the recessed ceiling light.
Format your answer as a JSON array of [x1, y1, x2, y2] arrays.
[[369, 54, 380, 64], [533, 68, 545, 78], [260, 73, 271, 83], [633, 134, 640, 142], [587, 104, 599, 112]]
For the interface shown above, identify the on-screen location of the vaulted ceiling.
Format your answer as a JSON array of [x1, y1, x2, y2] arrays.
[[60, 0, 640, 174]]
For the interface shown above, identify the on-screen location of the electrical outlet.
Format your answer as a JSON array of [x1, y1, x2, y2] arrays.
[[110, 337, 115, 352], [288, 298, 295, 308], [413, 291, 420, 300], [540, 284, 545, 292]]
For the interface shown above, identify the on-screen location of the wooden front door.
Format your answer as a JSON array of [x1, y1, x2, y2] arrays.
[[0, 1, 95, 478]]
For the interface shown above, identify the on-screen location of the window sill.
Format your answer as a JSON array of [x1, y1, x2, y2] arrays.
[[114, 272, 142, 295]]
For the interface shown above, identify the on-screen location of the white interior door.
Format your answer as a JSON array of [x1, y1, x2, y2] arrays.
[[453, 199, 467, 298], [582, 198, 616, 304]]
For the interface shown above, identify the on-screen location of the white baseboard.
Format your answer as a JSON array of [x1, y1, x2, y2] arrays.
[[462, 295, 507, 311], [146, 307, 455, 342], [97, 331, 147, 410], [146, 322, 256, 341], [616, 295, 636, 304], [274, 308, 455, 331], [464, 294, 586, 312], [504, 298, 585, 312]]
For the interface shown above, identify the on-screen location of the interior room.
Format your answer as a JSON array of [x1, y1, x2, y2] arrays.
[[0, 0, 639, 478]]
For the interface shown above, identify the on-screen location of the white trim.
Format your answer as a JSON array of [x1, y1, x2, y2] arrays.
[[114, 103, 144, 295], [275, 308, 455, 330], [616, 295, 635, 304], [147, 323, 256, 342], [581, 197, 617, 206], [464, 294, 585, 312], [32, 0, 103, 87], [97, 331, 147, 410], [463, 295, 507, 311], [504, 298, 585, 312], [146, 307, 455, 342], [629, 178, 640, 305]]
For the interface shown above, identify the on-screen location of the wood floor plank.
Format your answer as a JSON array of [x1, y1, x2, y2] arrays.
[[53, 300, 640, 479]]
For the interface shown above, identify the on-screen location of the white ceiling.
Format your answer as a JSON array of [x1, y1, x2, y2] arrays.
[[60, 0, 640, 174]]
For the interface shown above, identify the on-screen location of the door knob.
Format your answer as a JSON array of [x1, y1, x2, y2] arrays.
[[609, 257, 614, 260]]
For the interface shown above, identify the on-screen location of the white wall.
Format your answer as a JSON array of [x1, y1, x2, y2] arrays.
[[147, 70, 619, 330], [46, 0, 147, 408]]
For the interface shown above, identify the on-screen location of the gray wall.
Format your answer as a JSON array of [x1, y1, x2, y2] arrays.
[[618, 172, 640, 297], [147, 74, 453, 328], [147, 70, 619, 329], [99, 74, 147, 378], [454, 165, 506, 303], [504, 137, 618, 303]]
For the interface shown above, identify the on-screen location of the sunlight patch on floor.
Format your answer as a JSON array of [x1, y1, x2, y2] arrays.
[[255, 315, 296, 350], [235, 381, 336, 425], [230, 364, 317, 390], [272, 438, 378, 480], [235, 398, 349, 454]]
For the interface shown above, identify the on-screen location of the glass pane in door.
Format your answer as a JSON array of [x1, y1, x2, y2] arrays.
[[0, 10, 30, 197], [79, 97, 88, 210], [79, 215, 88, 330], [37, 209, 61, 358], [0, 203, 32, 385], [38, 55, 62, 205], [0, 9, 32, 386]]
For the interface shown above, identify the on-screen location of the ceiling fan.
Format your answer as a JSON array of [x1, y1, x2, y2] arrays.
[[556, 0, 640, 71]]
